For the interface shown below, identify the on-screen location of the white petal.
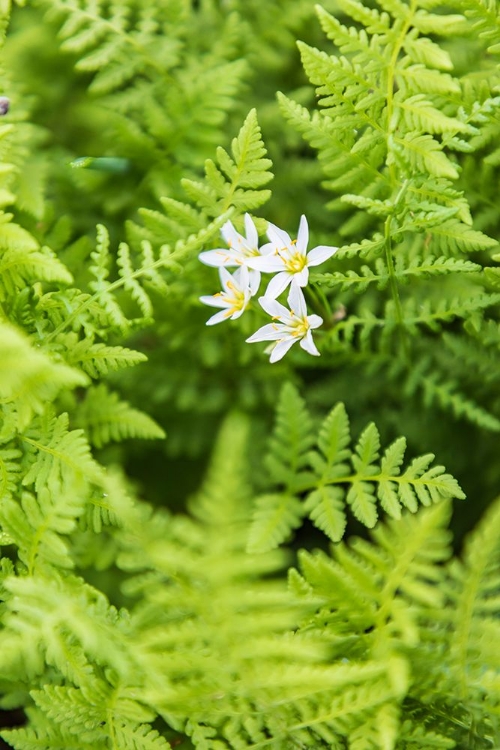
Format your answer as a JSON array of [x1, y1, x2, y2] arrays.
[[206, 309, 231, 326], [267, 222, 292, 249], [287, 282, 307, 318], [231, 307, 246, 320], [234, 265, 249, 289], [300, 330, 320, 356], [259, 241, 274, 256], [199, 294, 228, 309], [246, 323, 286, 342], [265, 272, 292, 299], [259, 296, 289, 319], [221, 220, 241, 248], [246, 255, 285, 271], [295, 266, 309, 287], [269, 337, 296, 363], [199, 249, 240, 267], [307, 314, 324, 330], [244, 214, 258, 248], [219, 266, 234, 291], [296, 215, 309, 255], [307, 245, 338, 267], [249, 269, 261, 296]]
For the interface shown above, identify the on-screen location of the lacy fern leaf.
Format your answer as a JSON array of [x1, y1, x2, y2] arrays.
[[0, 322, 87, 430], [251, 385, 464, 550], [74, 384, 165, 448]]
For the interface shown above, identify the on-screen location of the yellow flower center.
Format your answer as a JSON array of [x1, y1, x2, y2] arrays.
[[221, 281, 246, 316], [290, 316, 309, 338], [284, 252, 307, 273]]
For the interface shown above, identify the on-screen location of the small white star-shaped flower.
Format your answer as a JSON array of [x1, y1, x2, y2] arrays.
[[200, 266, 256, 326], [246, 215, 337, 299], [246, 283, 323, 363], [198, 214, 268, 292]]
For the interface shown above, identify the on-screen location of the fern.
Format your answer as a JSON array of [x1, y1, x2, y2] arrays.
[[0, 322, 87, 430], [276, 1, 500, 434], [133, 108, 273, 248], [249, 385, 463, 551], [63, 335, 147, 378], [74, 383, 165, 447], [1, 1, 500, 748]]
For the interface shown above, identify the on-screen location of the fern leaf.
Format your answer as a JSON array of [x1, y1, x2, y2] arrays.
[[0, 322, 87, 429], [396, 94, 475, 135], [113, 722, 172, 750], [391, 132, 458, 180], [0, 218, 72, 300], [0, 444, 22, 502], [22, 412, 104, 495], [298, 500, 452, 635], [1, 723, 96, 750], [1, 488, 85, 571], [304, 486, 346, 542], [412, 368, 500, 431], [247, 493, 304, 554], [316, 402, 352, 479], [264, 382, 314, 492], [75, 384, 165, 448], [443, 494, 500, 699], [181, 108, 273, 217], [64, 336, 147, 378], [428, 219, 497, 254]]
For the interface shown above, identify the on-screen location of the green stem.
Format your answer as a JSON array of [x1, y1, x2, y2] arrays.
[[304, 283, 333, 324], [384, 213, 409, 357], [385, 0, 418, 184]]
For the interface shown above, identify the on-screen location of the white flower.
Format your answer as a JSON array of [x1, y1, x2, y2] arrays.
[[247, 215, 337, 299], [198, 214, 267, 292], [246, 283, 323, 363], [200, 266, 255, 326]]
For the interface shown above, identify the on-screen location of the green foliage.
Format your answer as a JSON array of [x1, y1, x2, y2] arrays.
[[74, 384, 165, 447], [249, 384, 464, 551], [0, 0, 500, 748], [279, 0, 500, 432]]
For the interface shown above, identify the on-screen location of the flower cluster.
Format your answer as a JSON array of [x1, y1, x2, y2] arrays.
[[199, 214, 337, 362]]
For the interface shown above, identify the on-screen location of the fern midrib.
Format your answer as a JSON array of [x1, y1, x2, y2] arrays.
[[246, 679, 388, 748], [299, 472, 451, 494], [385, 0, 417, 184]]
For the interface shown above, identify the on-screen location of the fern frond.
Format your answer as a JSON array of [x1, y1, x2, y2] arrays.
[[0, 488, 85, 571], [0, 444, 22, 503], [315, 256, 480, 291], [180, 108, 273, 218], [458, 0, 500, 50], [21, 411, 104, 495], [437, 494, 500, 700], [427, 218, 498, 254], [0, 216, 72, 300], [63, 334, 147, 378], [74, 383, 165, 448], [296, 500, 452, 644], [263, 381, 314, 493], [1, 719, 97, 750], [390, 132, 458, 180], [253, 386, 463, 548], [113, 722, 172, 750], [247, 493, 304, 554], [47, 0, 182, 95], [405, 361, 500, 431], [0, 322, 87, 430]]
